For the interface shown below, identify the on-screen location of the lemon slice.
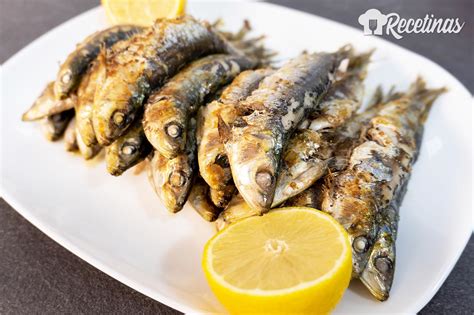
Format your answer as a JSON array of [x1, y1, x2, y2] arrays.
[[203, 207, 352, 314], [102, 0, 187, 26]]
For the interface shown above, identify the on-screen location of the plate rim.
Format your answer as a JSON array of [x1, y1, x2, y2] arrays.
[[1, 2, 472, 314]]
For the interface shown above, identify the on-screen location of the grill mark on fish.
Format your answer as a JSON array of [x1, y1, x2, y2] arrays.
[[321, 78, 445, 288]]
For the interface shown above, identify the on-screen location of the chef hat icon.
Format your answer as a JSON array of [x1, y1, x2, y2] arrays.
[[358, 9, 388, 35]]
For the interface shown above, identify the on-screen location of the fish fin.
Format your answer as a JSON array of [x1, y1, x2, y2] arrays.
[[348, 49, 374, 71], [365, 86, 384, 110], [336, 44, 355, 64], [217, 115, 232, 144], [408, 76, 447, 122]]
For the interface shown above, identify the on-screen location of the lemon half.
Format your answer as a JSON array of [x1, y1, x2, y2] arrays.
[[203, 207, 352, 314], [102, 0, 186, 26]]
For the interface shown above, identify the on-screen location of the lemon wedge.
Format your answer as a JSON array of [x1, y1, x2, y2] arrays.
[[203, 207, 352, 314], [102, 0, 186, 26]]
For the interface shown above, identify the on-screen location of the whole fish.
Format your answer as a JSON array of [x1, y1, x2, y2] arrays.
[[40, 109, 75, 141], [356, 79, 445, 300], [64, 117, 78, 152], [106, 115, 152, 176], [147, 118, 197, 213], [188, 177, 222, 221], [54, 25, 144, 99], [22, 82, 76, 121], [320, 78, 445, 284], [75, 51, 107, 147], [93, 16, 243, 146], [271, 51, 371, 206], [197, 69, 274, 208], [143, 54, 257, 159], [223, 48, 350, 211]]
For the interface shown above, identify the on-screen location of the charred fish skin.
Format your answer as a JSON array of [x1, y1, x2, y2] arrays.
[[144, 54, 257, 159], [226, 49, 349, 211], [321, 78, 445, 280], [188, 177, 222, 221], [94, 16, 242, 146], [308, 51, 371, 131], [198, 69, 274, 208], [75, 51, 107, 147], [148, 118, 198, 213], [283, 97, 387, 209], [40, 109, 75, 141], [22, 82, 76, 121], [271, 129, 332, 207], [271, 52, 372, 207], [106, 116, 152, 176], [356, 79, 445, 300], [54, 25, 144, 99]]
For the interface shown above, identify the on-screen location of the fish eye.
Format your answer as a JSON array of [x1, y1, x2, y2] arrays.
[[255, 171, 274, 189], [61, 71, 72, 84], [169, 171, 186, 188], [353, 236, 369, 253], [51, 114, 63, 123], [165, 122, 182, 138], [215, 154, 229, 168], [375, 256, 393, 274], [121, 144, 136, 155], [112, 111, 126, 126]]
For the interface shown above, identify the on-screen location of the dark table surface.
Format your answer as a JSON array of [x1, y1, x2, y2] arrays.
[[1, 0, 472, 314]]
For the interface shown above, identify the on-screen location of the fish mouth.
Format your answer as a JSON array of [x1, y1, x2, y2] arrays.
[[360, 258, 394, 302], [360, 267, 391, 301], [233, 166, 276, 211]]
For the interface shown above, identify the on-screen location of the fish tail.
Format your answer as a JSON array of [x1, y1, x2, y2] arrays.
[[408, 76, 447, 121], [348, 49, 374, 71], [336, 44, 355, 63]]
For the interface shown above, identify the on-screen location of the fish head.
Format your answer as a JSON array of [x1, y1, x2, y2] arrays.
[[54, 65, 79, 99], [93, 76, 140, 146], [143, 97, 187, 158], [226, 114, 281, 211], [105, 129, 151, 176], [322, 190, 377, 277], [148, 151, 195, 213], [272, 130, 330, 207], [360, 224, 396, 301]]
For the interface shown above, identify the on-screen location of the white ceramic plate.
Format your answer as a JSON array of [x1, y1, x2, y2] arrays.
[[1, 1, 472, 314]]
